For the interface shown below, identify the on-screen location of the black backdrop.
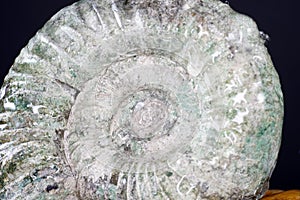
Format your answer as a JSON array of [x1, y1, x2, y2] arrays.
[[1, 0, 299, 190]]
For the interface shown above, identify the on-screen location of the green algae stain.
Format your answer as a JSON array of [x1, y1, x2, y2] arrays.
[[226, 109, 237, 120], [165, 171, 173, 177], [0, 172, 8, 189], [243, 122, 276, 165], [257, 121, 276, 137], [13, 63, 32, 74], [20, 176, 33, 188], [6, 163, 17, 174], [0, 163, 17, 189], [32, 43, 47, 58], [14, 97, 30, 111], [0, 149, 30, 189], [69, 67, 77, 78]]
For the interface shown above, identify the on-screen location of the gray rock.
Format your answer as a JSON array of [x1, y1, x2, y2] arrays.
[[0, 0, 283, 199]]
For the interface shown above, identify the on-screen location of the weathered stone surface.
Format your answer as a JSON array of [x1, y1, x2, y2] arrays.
[[0, 0, 283, 199]]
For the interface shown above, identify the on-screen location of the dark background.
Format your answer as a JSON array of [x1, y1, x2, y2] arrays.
[[1, 0, 299, 190]]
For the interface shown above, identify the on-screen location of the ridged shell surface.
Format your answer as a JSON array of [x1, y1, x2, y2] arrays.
[[0, 0, 283, 199]]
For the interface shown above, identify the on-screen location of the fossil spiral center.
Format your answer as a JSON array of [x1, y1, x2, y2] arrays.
[[131, 98, 168, 138], [67, 55, 200, 173]]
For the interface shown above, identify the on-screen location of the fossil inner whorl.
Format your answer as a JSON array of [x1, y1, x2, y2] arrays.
[[131, 98, 168, 138], [66, 55, 200, 176], [110, 88, 174, 142]]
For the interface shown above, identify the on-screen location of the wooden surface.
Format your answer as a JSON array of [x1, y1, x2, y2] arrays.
[[262, 190, 300, 200]]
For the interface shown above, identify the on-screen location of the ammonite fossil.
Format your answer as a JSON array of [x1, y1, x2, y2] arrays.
[[0, 0, 283, 199]]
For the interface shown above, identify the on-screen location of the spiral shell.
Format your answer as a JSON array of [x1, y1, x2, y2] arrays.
[[0, 0, 283, 199]]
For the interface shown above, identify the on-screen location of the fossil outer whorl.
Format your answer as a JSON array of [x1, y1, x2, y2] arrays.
[[0, 0, 283, 199]]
